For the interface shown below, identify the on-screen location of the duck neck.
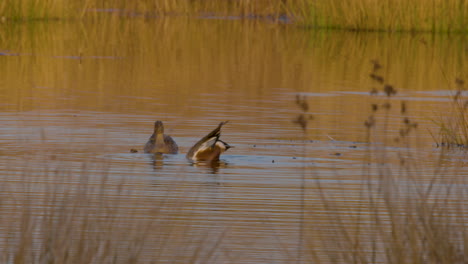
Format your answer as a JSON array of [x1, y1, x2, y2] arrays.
[[155, 132, 164, 144]]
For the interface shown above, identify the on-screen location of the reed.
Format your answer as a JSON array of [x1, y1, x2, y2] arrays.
[[305, 63, 468, 263], [0, 0, 74, 20], [308, 157, 468, 263], [432, 79, 468, 148], [0, 161, 222, 263], [301, 0, 468, 32], [0, 0, 289, 21]]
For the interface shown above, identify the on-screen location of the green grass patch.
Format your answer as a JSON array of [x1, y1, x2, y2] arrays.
[[302, 0, 468, 33]]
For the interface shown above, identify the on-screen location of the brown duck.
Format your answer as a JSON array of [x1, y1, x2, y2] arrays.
[[186, 121, 231, 162], [144, 121, 178, 154]]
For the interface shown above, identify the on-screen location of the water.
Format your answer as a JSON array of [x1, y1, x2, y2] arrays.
[[0, 18, 467, 263]]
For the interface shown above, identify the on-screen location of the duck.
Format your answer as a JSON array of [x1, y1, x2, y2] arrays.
[[186, 121, 231, 162], [144, 121, 179, 154]]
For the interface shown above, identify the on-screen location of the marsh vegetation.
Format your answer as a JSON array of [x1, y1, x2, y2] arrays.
[[1, 0, 467, 32]]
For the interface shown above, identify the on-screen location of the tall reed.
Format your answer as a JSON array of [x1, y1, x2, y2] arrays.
[[432, 79, 468, 148], [0, 0, 76, 20], [306, 62, 468, 263], [0, 161, 222, 263], [0, 0, 289, 20]]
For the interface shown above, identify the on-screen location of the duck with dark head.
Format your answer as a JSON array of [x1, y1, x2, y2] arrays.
[[144, 121, 178, 154]]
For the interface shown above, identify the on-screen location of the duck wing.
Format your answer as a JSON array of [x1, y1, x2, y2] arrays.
[[163, 134, 179, 154]]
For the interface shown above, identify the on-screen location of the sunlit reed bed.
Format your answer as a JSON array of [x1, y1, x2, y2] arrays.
[[303, 0, 468, 32], [1, 0, 467, 33], [0, 0, 290, 20]]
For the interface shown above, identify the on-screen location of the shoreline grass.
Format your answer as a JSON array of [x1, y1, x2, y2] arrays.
[[302, 0, 468, 33], [1, 0, 467, 33]]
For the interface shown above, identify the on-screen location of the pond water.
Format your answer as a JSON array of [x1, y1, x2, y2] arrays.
[[0, 18, 467, 263]]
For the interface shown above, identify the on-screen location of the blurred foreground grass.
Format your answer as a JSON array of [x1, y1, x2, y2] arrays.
[[0, 162, 224, 263]]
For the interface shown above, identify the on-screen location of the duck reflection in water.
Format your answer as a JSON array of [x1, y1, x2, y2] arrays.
[[150, 153, 165, 170], [191, 159, 229, 174]]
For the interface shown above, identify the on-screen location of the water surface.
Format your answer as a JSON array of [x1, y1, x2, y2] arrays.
[[0, 18, 467, 263]]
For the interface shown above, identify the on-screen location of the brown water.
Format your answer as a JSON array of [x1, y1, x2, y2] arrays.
[[0, 18, 468, 263]]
